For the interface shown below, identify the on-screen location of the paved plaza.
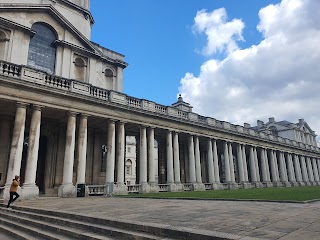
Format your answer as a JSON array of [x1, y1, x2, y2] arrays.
[[9, 196, 320, 240]]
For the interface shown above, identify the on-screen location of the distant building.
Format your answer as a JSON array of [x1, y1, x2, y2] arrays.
[[247, 118, 317, 147]]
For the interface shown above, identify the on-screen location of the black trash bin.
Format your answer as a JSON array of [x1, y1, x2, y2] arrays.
[[77, 184, 86, 197]]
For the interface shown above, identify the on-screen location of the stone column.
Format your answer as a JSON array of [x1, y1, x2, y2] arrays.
[[105, 120, 116, 196], [173, 132, 182, 186], [312, 158, 320, 184], [147, 127, 156, 184], [237, 144, 245, 183], [228, 142, 236, 183], [293, 154, 304, 185], [194, 136, 202, 184], [213, 139, 221, 185], [207, 139, 214, 184], [23, 105, 42, 198], [0, 118, 11, 187], [188, 135, 196, 183], [300, 156, 309, 185], [286, 153, 296, 186], [269, 150, 277, 183], [5, 103, 27, 189], [166, 131, 174, 184], [278, 152, 289, 186], [249, 146, 257, 183], [224, 141, 231, 183], [260, 148, 268, 183], [242, 145, 249, 182], [253, 147, 261, 183], [263, 149, 271, 183], [306, 157, 315, 185], [58, 112, 77, 197], [139, 126, 148, 192], [115, 121, 127, 194], [76, 114, 88, 185]]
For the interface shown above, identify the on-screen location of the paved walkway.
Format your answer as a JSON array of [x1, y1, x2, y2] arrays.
[[11, 197, 320, 240]]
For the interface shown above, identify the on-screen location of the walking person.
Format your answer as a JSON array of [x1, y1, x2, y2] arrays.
[[7, 175, 20, 209]]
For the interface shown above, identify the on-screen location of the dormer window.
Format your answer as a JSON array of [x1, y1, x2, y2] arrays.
[[269, 126, 278, 136]]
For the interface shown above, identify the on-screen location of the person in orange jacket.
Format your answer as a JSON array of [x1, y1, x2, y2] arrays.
[[6, 175, 20, 209]]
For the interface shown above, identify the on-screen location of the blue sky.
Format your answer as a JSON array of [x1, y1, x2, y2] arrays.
[[90, 0, 320, 141], [91, 0, 279, 104]]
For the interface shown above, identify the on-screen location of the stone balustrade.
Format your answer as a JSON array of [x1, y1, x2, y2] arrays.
[[0, 60, 318, 154]]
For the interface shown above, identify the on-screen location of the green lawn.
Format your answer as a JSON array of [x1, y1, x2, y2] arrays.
[[118, 186, 320, 202]]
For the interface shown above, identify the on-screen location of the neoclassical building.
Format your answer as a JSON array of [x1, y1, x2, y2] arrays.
[[0, 0, 320, 199]]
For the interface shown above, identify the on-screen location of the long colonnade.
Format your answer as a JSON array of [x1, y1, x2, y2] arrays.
[[3, 101, 320, 198]]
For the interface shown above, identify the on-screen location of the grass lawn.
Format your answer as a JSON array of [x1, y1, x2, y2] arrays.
[[118, 186, 320, 202]]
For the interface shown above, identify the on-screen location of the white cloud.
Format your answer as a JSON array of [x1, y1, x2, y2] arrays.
[[193, 8, 245, 55], [179, 0, 320, 140]]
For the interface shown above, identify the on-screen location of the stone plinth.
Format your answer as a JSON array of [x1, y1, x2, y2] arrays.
[[58, 184, 76, 197]]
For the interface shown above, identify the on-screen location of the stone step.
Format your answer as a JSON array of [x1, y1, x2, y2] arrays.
[[0, 213, 62, 240], [0, 206, 174, 240], [0, 207, 117, 239]]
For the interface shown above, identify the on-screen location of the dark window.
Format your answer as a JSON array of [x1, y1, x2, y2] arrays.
[[27, 23, 57, 74]]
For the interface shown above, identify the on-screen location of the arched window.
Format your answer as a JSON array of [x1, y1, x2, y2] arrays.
[[125, 159, 132, 175], [73, 56, 87, 81], [104, 68, 114, 90], [0, 29, 9, 60], [27, 23, 57, 74]]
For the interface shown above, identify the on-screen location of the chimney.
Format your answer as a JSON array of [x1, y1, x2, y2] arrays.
[[269, 117, 275, 123], [299, 119, 304, 124], [244, 123, 251, 128], [257, 120, 264, 128]]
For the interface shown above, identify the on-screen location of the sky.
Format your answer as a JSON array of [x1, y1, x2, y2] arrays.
[[90, 0, 320, 143]]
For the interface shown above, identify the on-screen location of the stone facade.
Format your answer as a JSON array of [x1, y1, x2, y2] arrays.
[[0, 0, 320, 199], [249, 118, 317, 147]]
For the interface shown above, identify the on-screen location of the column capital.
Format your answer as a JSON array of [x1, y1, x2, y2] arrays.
[[107, 118, 117, 124], [32, 104, 44, 111], [67, 111, 78, 117], [80, 113, 90, 118], [16, 102, 29, 108]]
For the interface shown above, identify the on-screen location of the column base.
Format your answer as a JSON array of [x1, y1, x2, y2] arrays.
[[189, 183, 205, 191], [272, 182, 283, 187], [175, 183, 184, 192], [212, 182, 223, 190], [290, 182, 299, 187], [228, 182, 239, 190], [305, 182, 312, 186], [168, 183, 177, 192], [113, 183, 128, 195], [252, 182, 263, 188], [139, 183, 150, 194], [105, 182, 115, 196], [297, 181, 305, 186], [21, 184, 39, 200], [282, 182, 291, 187], [58, 183, 76, 197], [147, 182, 159, 193], [240, 182, 252, 189], [262, 182, 274, 188]]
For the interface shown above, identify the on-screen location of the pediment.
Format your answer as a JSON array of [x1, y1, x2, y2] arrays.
[[298, 122, 315, 135]]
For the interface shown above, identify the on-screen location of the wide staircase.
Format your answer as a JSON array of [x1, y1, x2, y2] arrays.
[[0, 204, 220, 240], [0, 204, 182, 240]]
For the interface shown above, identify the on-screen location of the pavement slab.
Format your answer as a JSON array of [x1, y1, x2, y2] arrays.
[[8, 196, 320, 240]]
